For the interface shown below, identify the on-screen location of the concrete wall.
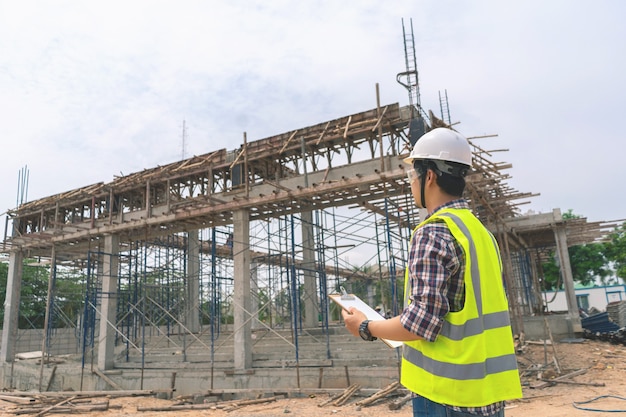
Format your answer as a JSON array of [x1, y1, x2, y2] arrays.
[[522, 314, 578, 341], [0, 328, 80, 356], [0, 325, 402, 395]]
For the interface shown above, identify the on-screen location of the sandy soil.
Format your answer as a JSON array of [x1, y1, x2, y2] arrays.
[[1, 338, 625, 416]]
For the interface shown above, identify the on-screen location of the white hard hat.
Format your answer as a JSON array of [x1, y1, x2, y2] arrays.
[[403, 127, 472, 168]]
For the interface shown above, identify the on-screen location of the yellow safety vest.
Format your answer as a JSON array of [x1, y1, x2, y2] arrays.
[[401, 208, 522, 407]]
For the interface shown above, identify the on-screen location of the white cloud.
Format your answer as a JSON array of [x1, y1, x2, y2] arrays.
[[0, 0, 625, 225]]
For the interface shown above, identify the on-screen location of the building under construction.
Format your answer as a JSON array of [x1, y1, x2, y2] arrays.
[[0, 21, 618, 395]]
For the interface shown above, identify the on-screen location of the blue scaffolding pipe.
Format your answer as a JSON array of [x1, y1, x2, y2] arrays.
[[315, 209, 332, 360], [288, 215, 300, 364], [384, 197, 399, 316]]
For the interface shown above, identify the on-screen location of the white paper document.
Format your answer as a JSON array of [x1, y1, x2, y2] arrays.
[[329, 288, 403, 348]]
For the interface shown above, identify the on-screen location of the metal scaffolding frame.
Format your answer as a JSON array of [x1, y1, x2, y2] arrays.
[[67, 206, 417, 377]]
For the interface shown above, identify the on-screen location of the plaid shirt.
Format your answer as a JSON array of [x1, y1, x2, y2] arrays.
[[400, 199, 504, 416]]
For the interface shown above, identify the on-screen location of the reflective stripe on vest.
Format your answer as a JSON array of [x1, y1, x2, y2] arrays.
[[441, 310, 511, 341], [403, 347, 518, 380]]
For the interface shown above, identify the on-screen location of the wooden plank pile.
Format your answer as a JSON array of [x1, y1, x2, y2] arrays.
[[608, 301, 626, 328], [0, 390, 162, 416], [0, 384, 413, 415], [136, 396, 278, 413]]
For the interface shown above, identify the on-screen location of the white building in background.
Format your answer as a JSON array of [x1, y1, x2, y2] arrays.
[[543, 284, 626, 313]]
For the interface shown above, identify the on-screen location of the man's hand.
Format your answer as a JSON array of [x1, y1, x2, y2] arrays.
[[341, 307, 368, 337]]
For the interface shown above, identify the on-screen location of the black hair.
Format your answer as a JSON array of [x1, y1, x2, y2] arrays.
[[414, 160, 467, 197]]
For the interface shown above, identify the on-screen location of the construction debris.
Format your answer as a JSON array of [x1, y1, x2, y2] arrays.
[[317, 384, 362, 407], [317, 382, 408, 409], [389, 393, 413, 410], [0, 390, 160, 416], [332, 384, 361, 406], [7, 397, 112, 415], [355, 381, 401, 406], [540, 379, 605, 387], [530, 368, 589, 389], [136, 396, 277, 412], [0, 395, 36, 405]]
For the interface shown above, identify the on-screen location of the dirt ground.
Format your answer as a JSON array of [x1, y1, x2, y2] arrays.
[[1, 338, 625, 416]]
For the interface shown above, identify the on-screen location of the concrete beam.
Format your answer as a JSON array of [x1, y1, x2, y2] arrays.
[[10, 156, 407, 253], [504, 209, 562, 230]]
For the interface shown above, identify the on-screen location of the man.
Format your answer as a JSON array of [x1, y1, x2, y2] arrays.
[[342, 127, 522, 416]]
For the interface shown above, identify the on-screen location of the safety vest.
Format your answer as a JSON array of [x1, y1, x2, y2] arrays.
[[401, 208, 522, 407]]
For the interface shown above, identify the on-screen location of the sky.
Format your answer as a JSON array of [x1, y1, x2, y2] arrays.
[[1, 0, 625, 240]]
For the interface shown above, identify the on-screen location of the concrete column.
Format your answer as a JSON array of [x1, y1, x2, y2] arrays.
[[97, 234, 120, 370], [186, 230, 201, 334], [553, 214, 583, 335], [301, 210, 319, 328], [233, 209, 252, 369], [250, 262, 262, 330], [0, 251, 24, 362]]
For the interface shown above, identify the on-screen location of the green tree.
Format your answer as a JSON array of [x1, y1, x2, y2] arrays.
[[605, 222, 626, 281], [12, 262, 50, 328], [539, 258, 560, 291], [256, 287, 271, 324], [568, 243, 611, 286], [541, 210, 611, 289], [0, 259, 85, 329], [49, 267, 86, 328]]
